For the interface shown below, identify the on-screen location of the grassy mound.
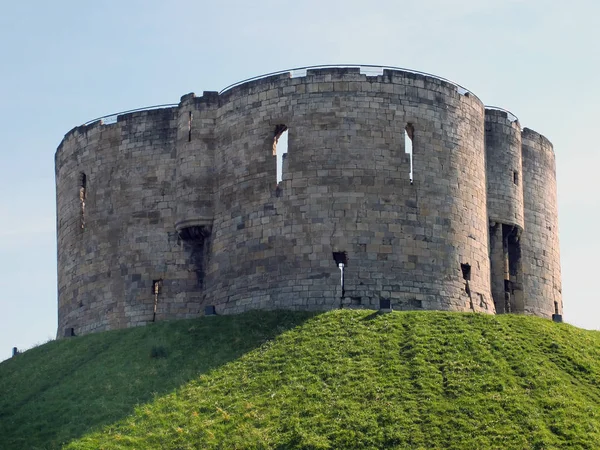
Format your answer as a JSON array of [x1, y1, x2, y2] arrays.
[[1, 310, 599, 449]]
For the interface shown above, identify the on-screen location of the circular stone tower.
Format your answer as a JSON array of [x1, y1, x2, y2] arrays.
[[55, 65, 562, 337]]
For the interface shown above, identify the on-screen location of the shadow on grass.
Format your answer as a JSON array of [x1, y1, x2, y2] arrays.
[[0, 309, 317, 450], [360, 310, 385, 321]]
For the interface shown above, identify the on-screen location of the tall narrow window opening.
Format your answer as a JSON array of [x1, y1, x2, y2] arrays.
[[152, 279, 162, 322], [333, 252, 348, 301], [79, 172, 87, 229], [273, 124, 288, 184], [513, 170, 519, 185], [461, 263, 471, 281], [405, 124, 414, 184], [461, 263, 474, 310], [188, 111, 193, 142]]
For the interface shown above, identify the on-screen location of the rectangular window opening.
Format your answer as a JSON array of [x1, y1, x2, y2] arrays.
[[513, 170, 519, 185], [273, 125, 288, 184], [405, 124, 414, 184], [461, 263, 471, 281], [461, 263, 473, 309], [332, 251, 348, 299], [188, 111, 193, 142]]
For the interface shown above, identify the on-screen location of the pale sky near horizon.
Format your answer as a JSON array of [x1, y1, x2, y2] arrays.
[[1, 0, 598, 362]]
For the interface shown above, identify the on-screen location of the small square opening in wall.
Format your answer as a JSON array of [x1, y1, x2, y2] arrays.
[[379, 298, 392, 312], [64, 327, 76, 338], [332, 251, 348, 267]]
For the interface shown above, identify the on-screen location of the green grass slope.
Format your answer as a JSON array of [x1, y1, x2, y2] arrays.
[[1, 311, 600, 449]]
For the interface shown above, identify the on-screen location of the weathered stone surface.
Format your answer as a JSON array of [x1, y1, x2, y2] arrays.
[[55, 67, 562, 337]]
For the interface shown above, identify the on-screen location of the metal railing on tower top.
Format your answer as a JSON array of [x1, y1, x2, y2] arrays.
[[81, 64, 496, 127], [218, 64, 475, 95]]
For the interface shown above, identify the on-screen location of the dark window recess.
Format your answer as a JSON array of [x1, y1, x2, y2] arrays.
[[188, 111, 193, 142], [64, 327, 76, 338], [405, 123, 414, 184], [460, 263, 471, 281], [380, 298, 392, 311], [273, 124, 288, 184], [554, 301, 559, 315], [461, 263, 474, 310], [179, 225, 211, 289], [505, 224, 521, 314], [152, 279, 162, 322], [333, 251, 348, 266], [513, 171, 519, 185], [79, 172, 87, 229]]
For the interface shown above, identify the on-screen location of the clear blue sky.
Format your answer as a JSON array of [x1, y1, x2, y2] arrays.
[[1, 0, 598, 362]]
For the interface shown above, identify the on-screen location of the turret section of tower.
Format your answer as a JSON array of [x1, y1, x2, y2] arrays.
[[485, 108, 524, 228], [520, 128, 562, 318], [484, 108, 525, 314], [175, 92, 218, 232], [174, 92, 218, 302]]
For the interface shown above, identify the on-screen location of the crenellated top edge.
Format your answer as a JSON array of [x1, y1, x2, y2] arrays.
[[485, 107, 519, 125], [522, 127, 554, 151], [179, 91, 219, 108], [56, 66, 552, 162], [217, 65, 483, 107], [56, 106, 178, 158], [217, 64, 481, 101]]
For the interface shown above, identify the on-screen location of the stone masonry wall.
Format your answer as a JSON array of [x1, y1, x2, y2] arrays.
[[485, 109, 524, 229], [55, 66, 562, 337], [521, 128, 562, 318], [485, 109, 526, 313], [56, 108, 199, 336], [205, 68, 493, 314]]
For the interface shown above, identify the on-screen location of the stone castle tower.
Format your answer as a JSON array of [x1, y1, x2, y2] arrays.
[[55, 66, 562, 337]]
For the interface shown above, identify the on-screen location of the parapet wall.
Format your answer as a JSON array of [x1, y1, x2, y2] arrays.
[[55, 66, 562, 336]]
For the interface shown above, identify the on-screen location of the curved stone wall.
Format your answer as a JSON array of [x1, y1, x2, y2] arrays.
[[56, 108, 198, 336], [521, 128, 562, 318], [484, 108, 526, 313], [55, 66, 563, 336], [206, 68, 492, 314], [174, 92, 218, 231], [485, 109, 524, 228]]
